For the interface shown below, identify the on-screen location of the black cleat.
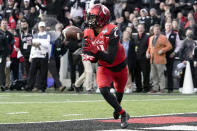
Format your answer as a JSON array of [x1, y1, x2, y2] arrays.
[[121, 113, 130, 129], [1, 86, 5, 92], [73, 86, 80, 93], [113, 111, 120, 119]]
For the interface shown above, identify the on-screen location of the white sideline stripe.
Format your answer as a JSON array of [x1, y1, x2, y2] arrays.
[[141, 125, 197, 130], [1, 93, 97, 96], [6, 112, 29, 115], [0, 98, 194, 104], [63, 114, 83, 117], [1, 112, 197, 125], [97, 129, 135, 131]]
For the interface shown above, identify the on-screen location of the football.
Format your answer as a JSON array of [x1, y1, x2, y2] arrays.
[[63, 26, 84, 41]]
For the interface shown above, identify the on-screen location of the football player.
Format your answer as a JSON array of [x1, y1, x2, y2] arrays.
[[83, 4, 130, 129]]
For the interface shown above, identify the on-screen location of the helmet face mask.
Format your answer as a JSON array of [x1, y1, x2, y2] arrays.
[[86, 4, 110, 28], [87, 14, 97, 28]]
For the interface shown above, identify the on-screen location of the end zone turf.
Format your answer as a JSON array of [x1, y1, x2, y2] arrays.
[[1, 113, 197, 131]]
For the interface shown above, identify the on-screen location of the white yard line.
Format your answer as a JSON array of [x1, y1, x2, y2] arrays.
[[6, 112, 29, 115], [0, 98, 194, 104], [63, 114, 83, 117]]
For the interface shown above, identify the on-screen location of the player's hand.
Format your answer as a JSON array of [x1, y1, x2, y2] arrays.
[[83, 39, 98, 54]]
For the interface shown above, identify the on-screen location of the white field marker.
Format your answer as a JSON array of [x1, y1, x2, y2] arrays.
[[63, 114, 83, 117], [6, 112, 29, 115]]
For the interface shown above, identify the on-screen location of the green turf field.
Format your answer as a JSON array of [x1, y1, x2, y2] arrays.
[[0, 92, 197, 123]]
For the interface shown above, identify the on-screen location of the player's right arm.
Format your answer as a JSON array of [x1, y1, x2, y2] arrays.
[[83, 27, 119, 64]]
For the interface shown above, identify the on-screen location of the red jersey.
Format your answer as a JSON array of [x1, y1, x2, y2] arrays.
[[85, 24, 126, 68]]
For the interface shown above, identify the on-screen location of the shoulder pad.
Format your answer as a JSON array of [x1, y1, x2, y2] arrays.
[[108, 27, 120, 39]]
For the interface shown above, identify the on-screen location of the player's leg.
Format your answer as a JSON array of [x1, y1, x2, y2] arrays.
[[114, 66, 128, 104], [97, 66, 124, 113], [97, 66, 129, 128], [113, 66, 130, 128]]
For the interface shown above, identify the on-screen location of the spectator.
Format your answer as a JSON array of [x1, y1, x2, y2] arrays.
[[73, 29, 95, 93], [178, 28, 197, 88], [57, 7, 71, 28], [26, 21, 50, 92], [157, 2, 165, 16], [138, 8, 150, 32], [28, 6, 39, 30], [184, 12, 195, 29], [0, 18, 14, 91], [133, 7, 140, 17], [131, 17, 138, 33], [193, 0, 197, 22], [149, 8, 160, 27], [3, 0, 15, 20], [160, 4, 171, 30], [64, 31, 83, 91], [34, 0, 64, 16], [119, 9, 130, 32], [20, 0, 31, 13], [10, 28, 20, 82], [133, 24, 150, 93], [176, 12, 186, 28], [113, 0, 123, 19], [67, 0, 85, 19], [49, 23, 67, 91], [19, 18, 33, 77], [146, 24, 172, 93], [122, 30, 133, 93], [185, 18, 197, 40], [164, 22, 181, 93]]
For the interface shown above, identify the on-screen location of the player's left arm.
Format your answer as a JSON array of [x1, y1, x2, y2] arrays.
[[95, 27, 119, 64]]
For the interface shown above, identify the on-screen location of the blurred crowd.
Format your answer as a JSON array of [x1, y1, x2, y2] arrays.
[[0, 0, 197, 93]]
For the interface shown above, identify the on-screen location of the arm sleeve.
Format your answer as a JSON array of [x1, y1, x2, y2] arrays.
[[95, 27, 119, 64]]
